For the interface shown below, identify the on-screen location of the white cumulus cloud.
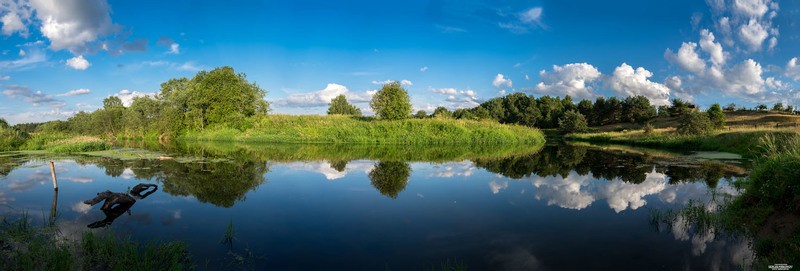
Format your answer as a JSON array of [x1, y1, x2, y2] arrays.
[[492, 73, 512, 88], [608, 63, 671, 106], [57, 88, 90, 96], [786, 57, 800, 81], [532, 63, 602, 100], [665, 42, 706, 74], [114, 89, 156, 107], [30, 0, 114, 52], [65, 55, 90, 70], [274, 83, 374, 108], [738, 19, 769, 52]]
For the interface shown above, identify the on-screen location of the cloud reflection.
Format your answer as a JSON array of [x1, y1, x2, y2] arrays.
[[281, 160, 374, 180]]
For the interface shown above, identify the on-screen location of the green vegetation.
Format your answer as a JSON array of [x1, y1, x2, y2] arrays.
[[327, 94, 362, 116], [677, 111, 713, 135], [181, 115, 544, 145], [567, 128, 799, 158], [0, 121, 28, 152], [0, 213, 192, 271], [707, 103, 726, 129], [557, 110, 588, 134], [44, 136, 112, 153], [370, 82, 412, 120]]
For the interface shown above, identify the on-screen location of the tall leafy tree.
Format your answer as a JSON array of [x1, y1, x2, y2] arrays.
[[185, 66, 269, 129], [327, 94, 362, 116], [669, 99, 691, 117], [370, 82, 411, 120], [621, 96, 656, 124]]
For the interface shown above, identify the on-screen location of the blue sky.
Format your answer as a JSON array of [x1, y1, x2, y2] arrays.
[[1, 0, 799, 124]]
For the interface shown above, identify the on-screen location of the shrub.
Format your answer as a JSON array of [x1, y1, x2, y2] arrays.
[[643, 122, 654, 135], [707, 103, 726, 129], [557, 110, 588, 134], [677, 111, 712, 135]]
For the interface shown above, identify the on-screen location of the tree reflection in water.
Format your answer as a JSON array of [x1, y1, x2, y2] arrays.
[[473, 145, 746, 185], [368, 161, 411, 199]]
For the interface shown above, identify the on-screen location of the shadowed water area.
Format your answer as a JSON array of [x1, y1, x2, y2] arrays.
[[0, 142, 755, 270]]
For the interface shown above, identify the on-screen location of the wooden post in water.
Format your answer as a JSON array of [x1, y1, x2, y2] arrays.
[[50, 189, 58, 223], [49, 161, 58, 191]]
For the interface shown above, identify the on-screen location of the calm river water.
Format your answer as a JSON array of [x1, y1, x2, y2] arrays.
[[0, 143, 753, 270]]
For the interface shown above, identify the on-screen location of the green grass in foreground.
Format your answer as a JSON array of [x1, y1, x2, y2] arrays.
[[181, 115, 544, 145], [1, 213, 192, 271], [566, 128, 800, 157]]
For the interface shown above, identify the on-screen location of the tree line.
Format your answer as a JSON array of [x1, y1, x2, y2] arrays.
[[10, 66, 269, 139]]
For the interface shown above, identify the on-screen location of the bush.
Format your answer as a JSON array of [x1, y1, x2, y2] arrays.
[[677, 111, 712, 135], [432, 107, 452, 119], [707, 103, 726, 129], [414, 110, 427, 119], [643, 122, 654, 135], [370, 82, 411, 120], [557, 110, 588, 134]]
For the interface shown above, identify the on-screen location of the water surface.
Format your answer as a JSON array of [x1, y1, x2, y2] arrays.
[[0, 143, 753, 270]]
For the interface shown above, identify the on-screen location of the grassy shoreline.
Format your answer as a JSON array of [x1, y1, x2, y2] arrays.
[[181, 115, 545, 145], [565, 127, 800, 157]]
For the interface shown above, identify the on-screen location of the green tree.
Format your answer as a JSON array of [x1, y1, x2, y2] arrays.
[[414, 110, 427, 119], [432, 106, 452, 118], [772, 102, 785, 112], [669, 99, 691, 117], [622, 96, 656, 124], [707, 103, 726, 129], [0, 118, 8, 129], [368, 161, 411, 199], [756, 104, 768, 111], [576, 99, 594, 123], [677, 111, 712, 135], [184, 66, 269, 130], [723, 103, 737, 112], [557, 110, 589, 134], [473, 106, 490, 120], [370, 82, 411, 120], [453, 108, 473, 119], [657, 105, 670, 117], [327, 94, 362, 116], [97, 96, 125, 136]]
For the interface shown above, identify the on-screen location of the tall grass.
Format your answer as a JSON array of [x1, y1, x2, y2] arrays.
[[0, 213, 193, 271], [0, 128, 29, 151], [181, 115, 544, 146], [14, 133, 112, 153]]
